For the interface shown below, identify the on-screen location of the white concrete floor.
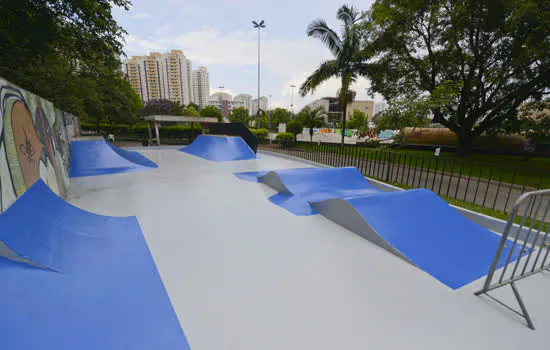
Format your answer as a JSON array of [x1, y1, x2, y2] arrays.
[[68, 149, 550, 350]]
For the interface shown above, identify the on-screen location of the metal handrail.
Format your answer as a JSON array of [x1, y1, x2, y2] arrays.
[[475, 189, 550, 330]]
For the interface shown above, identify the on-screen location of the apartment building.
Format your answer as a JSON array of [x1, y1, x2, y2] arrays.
[[192, 67, 210, 109]]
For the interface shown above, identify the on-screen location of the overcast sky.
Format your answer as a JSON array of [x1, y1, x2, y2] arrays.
[[113, 0, 382, 110]]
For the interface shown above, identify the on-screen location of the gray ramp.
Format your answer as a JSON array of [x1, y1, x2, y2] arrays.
[[311, 198, 413, 265]]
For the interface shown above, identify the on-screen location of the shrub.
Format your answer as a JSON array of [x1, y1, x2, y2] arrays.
[[276, 132, 294, 147], [80, 122, 96, 131], [250, 128, 269, 140]]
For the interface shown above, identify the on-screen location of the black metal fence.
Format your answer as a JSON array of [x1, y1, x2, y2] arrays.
[[258, 141, 549, 220]]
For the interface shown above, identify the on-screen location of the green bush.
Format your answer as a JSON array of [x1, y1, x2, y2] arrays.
[[97, 124, 130, 135], [80, 122, 96, 131], [275, 132, 295, 147], [250, 128, 269, 140], [287, 120, 304, 138]]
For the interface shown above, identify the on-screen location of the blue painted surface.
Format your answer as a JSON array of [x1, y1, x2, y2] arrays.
[[234, 170, 269, 182], [0, 180, 190, 349], [339, 189, 526, 289], [260, 167, 380, 215], [180, 135, 256, 161], [70, 140, 158, 177]]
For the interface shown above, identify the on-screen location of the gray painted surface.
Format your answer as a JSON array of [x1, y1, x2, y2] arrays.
[[311, 198, 414, 266], [259, 171, 291, 193], [67, 149, 550, 349]]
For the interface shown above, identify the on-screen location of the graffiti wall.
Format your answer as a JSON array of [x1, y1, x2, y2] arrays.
[[0, 77, 80, 213]]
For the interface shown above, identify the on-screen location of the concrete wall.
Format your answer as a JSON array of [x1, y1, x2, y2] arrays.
[[0, 77, 80, 213]]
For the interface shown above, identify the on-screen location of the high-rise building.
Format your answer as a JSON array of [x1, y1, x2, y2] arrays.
[[192, 67, 210, 109], [122, 50, 193, 105], [234, 94, 252, 114], [251, 96, 268, 115]]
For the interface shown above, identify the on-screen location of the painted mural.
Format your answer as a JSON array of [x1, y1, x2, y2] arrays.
[[0, 77, 79, 213]]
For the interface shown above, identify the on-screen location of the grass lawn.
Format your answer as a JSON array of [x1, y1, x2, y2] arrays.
[[292, 142, 550, 189]]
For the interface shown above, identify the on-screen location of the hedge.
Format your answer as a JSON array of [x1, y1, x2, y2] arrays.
[[81, 123, 202, 139]]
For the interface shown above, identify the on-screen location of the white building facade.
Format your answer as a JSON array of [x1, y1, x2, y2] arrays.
[[251, 96, 268, 115], [192, 67, 210, 109], [234, 94, 252, 114]]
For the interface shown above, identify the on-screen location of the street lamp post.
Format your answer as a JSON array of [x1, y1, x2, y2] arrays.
[[268, 94, 272, 129], [289, 84, 296, 117], [252, 20, 266, 128]]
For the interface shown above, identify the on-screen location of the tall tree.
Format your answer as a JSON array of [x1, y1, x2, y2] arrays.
[[271, 108, 292, 126], [296, 106, 327, 141], [137, 99, 184, 117], [200, 106, 223, 122], [0, 0, 139, 122], [299, 4, 368, 147], [347, 109, 368, 129], [364, 0, 550, 154], [228, 107, 250, 124]]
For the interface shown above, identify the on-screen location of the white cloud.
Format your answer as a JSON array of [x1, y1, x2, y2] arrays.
[[122, 28, 385, 108]]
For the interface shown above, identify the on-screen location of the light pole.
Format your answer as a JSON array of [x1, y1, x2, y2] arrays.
[[268, 94, 272, 129], [252, 20, 266, 128], [289, 84, 296, 117]]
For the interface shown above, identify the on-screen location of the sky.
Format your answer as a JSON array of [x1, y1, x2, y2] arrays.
[[113, 0, 382, 110]]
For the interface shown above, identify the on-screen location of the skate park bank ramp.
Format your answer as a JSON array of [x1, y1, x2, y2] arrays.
[[0, 180, 190, 349], [70, 139, 158, 177], [180, 135, 257, 161], [311, 189, 526, 289], [235, 167, 381, 215]]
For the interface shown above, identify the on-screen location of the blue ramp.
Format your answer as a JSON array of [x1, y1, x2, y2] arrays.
[[253, 167, 380, 216], [180, 135, 256, 161], [0, 180, 190, 349], [311, 189, 526, 289], [70, 139, 158, 177]]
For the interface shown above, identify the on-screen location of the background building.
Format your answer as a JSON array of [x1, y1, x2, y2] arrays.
[[234, 94, 252, 114], [122, 50, 193, 105], [251, 96, 268, 115], [374, 102, 389, 115], [192, 67, 210, 109], [305, 98, 375, 126], [207, 92, 244, 118]]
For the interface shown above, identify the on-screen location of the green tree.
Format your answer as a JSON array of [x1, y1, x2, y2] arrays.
[[228, 107, 250, 124], [347, 109, 367, 129], [299, 5, 368, 147], [372, 98, 430, 144], [286, 120, 304, 141], [185, 106, 200, 117], [271, 108, 292, 126], [187, 102, 201, 112], [138, 99, 185, 118], [364, 0, 550, 155], [0, 0, 139, 123], [200, 105, 222, 122], [296, 106, 326, 142]]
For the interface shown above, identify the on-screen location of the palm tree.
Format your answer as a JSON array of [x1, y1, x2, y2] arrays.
[[298, 106, 327, 142], [299, 4, 368, 147]]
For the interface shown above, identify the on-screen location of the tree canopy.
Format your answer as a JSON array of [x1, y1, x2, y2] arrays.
[[286, 120, 304, 140], [137, 99, 185, 117], [271, 108, 292, 126], [364, 0, 550, 154], [200, 105, 223, 122], [228, 107, 250, 124], [0, 0, 141, 124], [347, 109, 368, 129], [300, 5, 369, 146]]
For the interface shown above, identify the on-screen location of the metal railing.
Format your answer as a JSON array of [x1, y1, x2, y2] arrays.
[[474, 189, 550, 330], [258, 141, 549, 220]]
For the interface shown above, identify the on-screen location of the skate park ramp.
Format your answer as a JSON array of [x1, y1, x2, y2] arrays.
[[0, 180, 190, 349], [235, 167, 381, 215], [311, 189, 526, 289], [180, 135, 257, 161], [70, 139, 158, 177]]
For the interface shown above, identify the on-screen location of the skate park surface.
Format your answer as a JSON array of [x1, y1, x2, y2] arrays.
[[58, 143, 550, 350]]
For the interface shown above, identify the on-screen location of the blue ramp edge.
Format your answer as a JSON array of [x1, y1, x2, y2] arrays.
[[70, 140, 158, 177], [313, 189, 526, 289], [0, 180, 190, 349], [259, 167, 381, 216], [180, 135, 257, 161]]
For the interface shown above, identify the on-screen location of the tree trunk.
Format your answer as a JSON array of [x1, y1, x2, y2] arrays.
[[341, 104, 347, 149], [456, 130, 479, 156]]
